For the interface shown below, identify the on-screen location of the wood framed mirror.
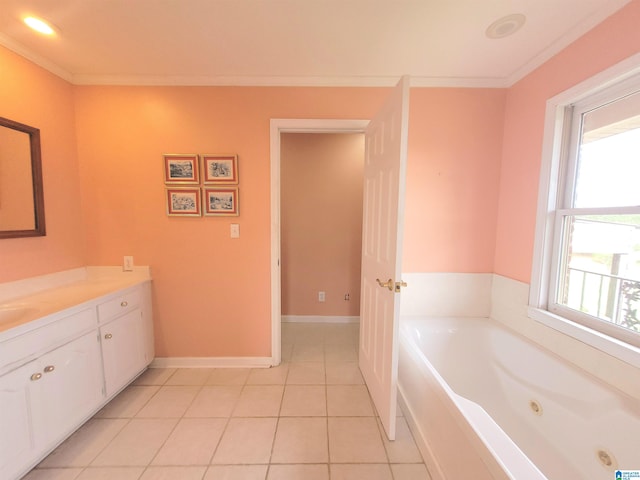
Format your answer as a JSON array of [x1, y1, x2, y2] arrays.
[[0, 116, 46, 238]]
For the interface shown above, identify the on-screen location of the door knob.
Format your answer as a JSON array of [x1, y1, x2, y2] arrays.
[[394, 281, 407, 293], [376, 278, 394, 291]]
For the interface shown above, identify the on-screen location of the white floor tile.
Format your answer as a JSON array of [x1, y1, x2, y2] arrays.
[[75, 467, 144, 480], [390, 463, 432, 480], [232, 385, 284, 417], [246, 364, 289, 385], [326, 385, 374, 416], [211, 417, 277, 464], [279, 385, 326, 416], [26, 323, 432, 480], [325, 362, 363, 384], [204, 465, 268, 480], [271, 418, 328, 464], [132, 368, 175, 386], [91, 419, 177, 466], [164, 368, 213, 386], [184, 386, 242, 417], [95, 386, 160, 418], [328, 417, 388, 463], [286, 362, 325, 385], [22, 469, 83, 480], [139, 466, 207, 480], [38, 419, 128, 467], [330, 464, 393, 480], [266, 464, 329, 480], [206, 368, 250, 385], [135, 386, 199, 418], [291, 344, 324, 362], [151, 418, 226, 465]]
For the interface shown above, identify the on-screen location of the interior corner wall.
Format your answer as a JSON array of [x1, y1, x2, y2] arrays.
[[0, 46, 87, 283], [281, 133, 364, 317], [494, 0, 640, 283]]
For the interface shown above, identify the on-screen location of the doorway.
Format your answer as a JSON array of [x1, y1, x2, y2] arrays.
[[270, 119, 369, 365], [280, 132, 364, 324]]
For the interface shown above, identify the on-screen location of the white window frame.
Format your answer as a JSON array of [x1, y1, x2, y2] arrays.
[[529, 53, 640, 369]]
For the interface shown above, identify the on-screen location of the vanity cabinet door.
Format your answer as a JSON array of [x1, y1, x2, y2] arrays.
[[36, 331, 104, 447], [0, 361, 38, 480], [101, 309, 146, 397], [0, 331, 103, 480]]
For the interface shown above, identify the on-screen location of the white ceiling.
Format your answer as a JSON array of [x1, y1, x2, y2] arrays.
[[0, 0, 632, 87]]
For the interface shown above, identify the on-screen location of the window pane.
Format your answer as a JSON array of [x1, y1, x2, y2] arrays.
[[559, 214, 640, 334], [574, 90, 640, 208]]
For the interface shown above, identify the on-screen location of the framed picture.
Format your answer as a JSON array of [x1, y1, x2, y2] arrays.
[[166, 188, 201, 216], [202, 154, 238, 185], [203, 187, 239, 216], [164, 154, 200, 184]]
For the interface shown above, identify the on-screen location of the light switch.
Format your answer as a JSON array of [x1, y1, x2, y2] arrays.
[[230, 223, 240, 238]]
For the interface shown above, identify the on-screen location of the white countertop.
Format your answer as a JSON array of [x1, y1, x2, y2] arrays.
[[0, 267, 151, 337]]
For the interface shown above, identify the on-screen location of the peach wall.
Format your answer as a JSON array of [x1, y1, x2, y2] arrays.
[[403, 88, 506, 273], [494, 0, 640, 282], [0, 46, 86, 282], [73, 86, 386, 357], [73, 85, 506, 357], [281, 133, 364, 317]]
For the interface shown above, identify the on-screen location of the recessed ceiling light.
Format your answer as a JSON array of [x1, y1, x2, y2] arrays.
[[23, 16, 56, 36], [485, 13, 526, 39]]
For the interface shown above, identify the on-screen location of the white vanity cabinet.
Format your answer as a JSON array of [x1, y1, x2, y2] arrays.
[[0, 311, 103, 480], [98, 287, 150, 397], [0, 278, 153, 480]]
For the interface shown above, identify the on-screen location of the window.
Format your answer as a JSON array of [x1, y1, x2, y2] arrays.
[[530, 59, 640, 364]]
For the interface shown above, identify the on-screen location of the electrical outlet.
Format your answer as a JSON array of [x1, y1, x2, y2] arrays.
[[123, 256, 134, 272], [318, 291, 326, 302], [344, 293, 350, 301]]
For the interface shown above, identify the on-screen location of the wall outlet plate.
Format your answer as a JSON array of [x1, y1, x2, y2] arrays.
[[123, 256, 134, 271]]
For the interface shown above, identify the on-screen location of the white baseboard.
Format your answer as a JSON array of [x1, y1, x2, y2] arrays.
[[150, 356, 273, 368], [281, 315, 360, 324]]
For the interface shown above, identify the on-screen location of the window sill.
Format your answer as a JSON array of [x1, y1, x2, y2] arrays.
[[528, 307, 640, 369]]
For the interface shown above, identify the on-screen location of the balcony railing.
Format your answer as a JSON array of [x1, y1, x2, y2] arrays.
[[566, 267, 640, 333]]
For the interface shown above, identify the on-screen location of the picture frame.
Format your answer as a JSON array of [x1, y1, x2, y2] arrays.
[[202, 154, 238, 185], [203, 187, 239, 216], [163, 154, 200, 184], [166, 188, 201, 216]]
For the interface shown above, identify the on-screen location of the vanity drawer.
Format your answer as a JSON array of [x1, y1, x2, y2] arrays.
[[97, 288, 141, 324], [0, 308, 97, 373]]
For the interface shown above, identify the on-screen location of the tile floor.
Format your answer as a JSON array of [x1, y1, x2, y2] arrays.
[[24, 322, 431, 480]]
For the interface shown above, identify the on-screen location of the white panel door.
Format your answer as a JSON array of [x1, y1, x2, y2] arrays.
[[359, 76, 410, 440]]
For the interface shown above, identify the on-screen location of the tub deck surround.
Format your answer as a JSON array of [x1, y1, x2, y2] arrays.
[[399, 273, 493, 318], [0, 266, 151, 337], [491, 274, 640, 401], [398, 316, 640, 480]]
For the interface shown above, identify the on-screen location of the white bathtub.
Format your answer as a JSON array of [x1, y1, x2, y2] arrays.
[[398, 316, 640, 480]]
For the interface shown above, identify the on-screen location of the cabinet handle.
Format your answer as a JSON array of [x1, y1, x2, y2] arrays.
[[104, 333, 113, 339], [120, 301, 128, 307], [30, 372, 42, 381], [44, 365, 55, 373]]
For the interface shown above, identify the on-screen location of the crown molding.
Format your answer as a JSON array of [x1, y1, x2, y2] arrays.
[[0, 33, 73, 83]]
